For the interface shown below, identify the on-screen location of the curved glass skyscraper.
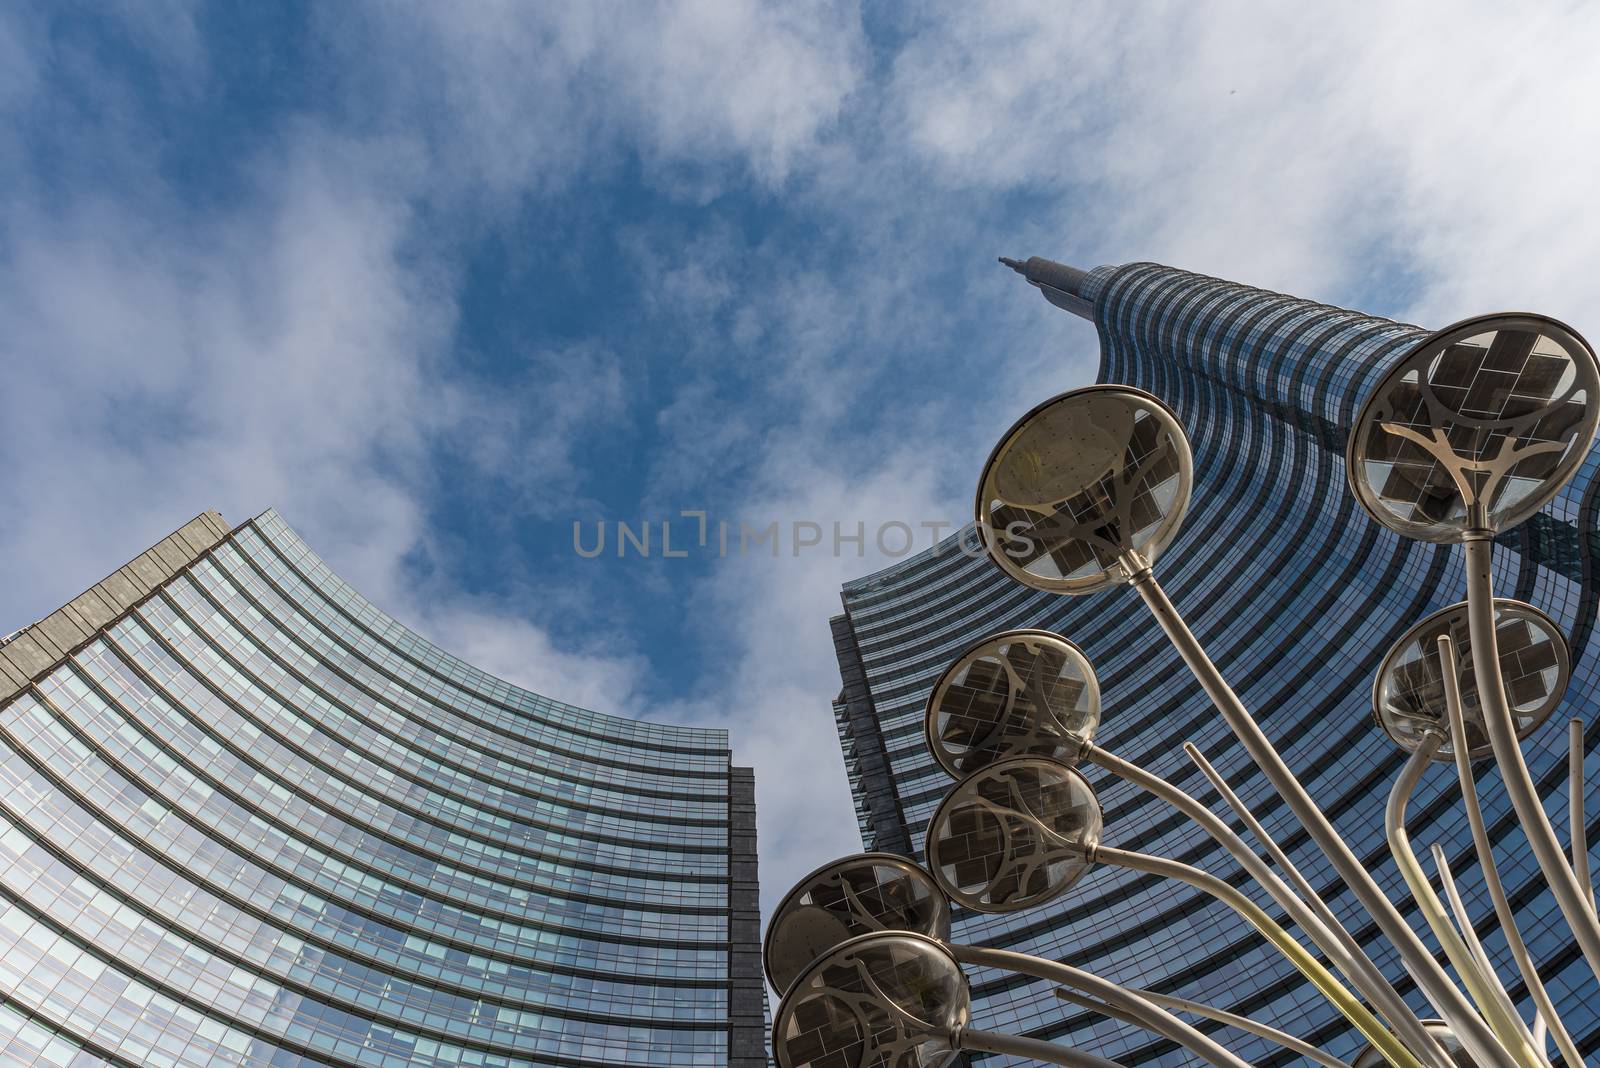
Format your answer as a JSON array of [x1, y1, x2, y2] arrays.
[[830, 259, 1600, 1065], [0, 509, 764, 1068]]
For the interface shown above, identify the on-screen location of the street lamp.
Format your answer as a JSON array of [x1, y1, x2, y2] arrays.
[[771, 931, 969, 1068], [1370, 599, 1568, 762], [921, 627, 1447, 1064], [1375, 602, 1572, 1065], [768, 316, 1599, 1068], [1349, 313, 1600, 1007], [764, 854, 952, 997], [766, 855, 1252, 1068], [923, 630, 1100, 777]]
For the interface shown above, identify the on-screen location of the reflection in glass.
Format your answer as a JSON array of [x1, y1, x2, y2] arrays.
[[925, 758, 1102, 913], [765, 854, 951, 995], [774, 932, 968, 1068], [1348, 315, 1600, 540], [975, 386, 1193, 593], [1372, 599, 1569, 760], [925, 630, 1100, 778]]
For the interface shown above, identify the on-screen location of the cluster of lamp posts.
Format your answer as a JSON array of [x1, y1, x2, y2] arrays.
[[764, 313, 1600, 1068]]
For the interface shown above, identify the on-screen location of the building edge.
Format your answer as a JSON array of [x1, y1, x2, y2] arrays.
[[728, 765, 767, 1067], [829, 611, 913, 855], [0, 509, 231, 705]]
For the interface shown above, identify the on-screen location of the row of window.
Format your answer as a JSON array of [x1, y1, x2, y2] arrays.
[[249, 516, 729, 762]]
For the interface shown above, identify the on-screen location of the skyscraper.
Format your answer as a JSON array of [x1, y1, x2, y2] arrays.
[[830, 259, 1600, 1064], [0, 508, 765, 1068]]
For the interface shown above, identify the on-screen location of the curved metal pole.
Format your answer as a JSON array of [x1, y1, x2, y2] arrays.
[[1096, 844, 1425, 1068], [1463, 536, 1600, 987], [1386, 735, 1543, 1067], [1051, 983, 1160, 1028], [949, 942, 1257, 1068], [1431, 844, 1523, 1030], [1049, 987, 1221, 1065], [1181, 743, 1453, 1068], [1127, 561, 1520, 1068], [1089, 746, 1341, 952], [1439, 634, 1585, 1068], [1087, 745, 1445, 1067], [1569, 719, 1594, 914], [1057, 985, 1353, 1068], [961, 1027, 1130, 1068]]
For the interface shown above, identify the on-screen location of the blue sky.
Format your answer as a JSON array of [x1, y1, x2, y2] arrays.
[[4, 2, 1599, 916]]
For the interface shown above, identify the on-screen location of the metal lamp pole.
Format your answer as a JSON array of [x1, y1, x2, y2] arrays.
[[768, 312, 1600, 1068]]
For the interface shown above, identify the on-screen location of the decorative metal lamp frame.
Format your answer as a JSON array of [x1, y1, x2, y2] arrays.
[[768, 313, 1600, 1068]]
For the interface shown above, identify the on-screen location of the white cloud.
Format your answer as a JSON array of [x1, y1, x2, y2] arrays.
[[0, 127, 659, 715], [320, 0, 865, 196], [0, 0, 869, 681], [880, 2, 1600, 315], [0, 141, 430, 612]]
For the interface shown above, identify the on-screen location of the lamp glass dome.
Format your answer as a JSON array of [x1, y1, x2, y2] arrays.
[[1373, 599, 1569, 761], [924, 629, 1100, 778], [1348, 313, 1600, 541], [764, 854, 951, 996], [1352, 1021, 1475, 1068], [925, 757, 1102, 914], [975, 385, 1193, 594], [773, 932, 968, 1068]]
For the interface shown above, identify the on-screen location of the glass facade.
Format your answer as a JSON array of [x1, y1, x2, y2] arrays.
[[0, 509, 765, 1068], [830, 261, 1600, 1065]]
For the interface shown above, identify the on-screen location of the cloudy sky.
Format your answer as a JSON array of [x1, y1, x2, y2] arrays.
[[3, 2, 1598, 921]]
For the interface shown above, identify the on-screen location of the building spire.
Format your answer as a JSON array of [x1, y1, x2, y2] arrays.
[[999, 254, 1094, 320]]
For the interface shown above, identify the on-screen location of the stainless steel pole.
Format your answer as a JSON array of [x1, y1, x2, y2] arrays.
[[1569, 719, 1594, 913], [1182, 742, 1454, 1068], [961, 1027, 1130, 1068], [1461, 535, 1600, 983], [1097, 845, 1424, 1068], [1086, 745, 1445, 1066], [1126, 560, 1518, 1068], [949, 942, 1257, 1068], [1429, 846, 1529, 1056], [1125, 988, 1354, 1068], [1386, 735, 1542, 1067], [1439, 633, 1584, 1068]]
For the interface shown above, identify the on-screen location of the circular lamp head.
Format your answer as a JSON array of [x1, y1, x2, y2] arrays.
[[925, 756, 1102, 914], [975, 385, 1194, 594], [773, 931, 968, 1068], [764, 853, 952, 995], [924, 629, 1100, 778], [1348, 313, 1599, 541], [1352, 1021, 1474, 1068], [1373, 598, 1569, 762]]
